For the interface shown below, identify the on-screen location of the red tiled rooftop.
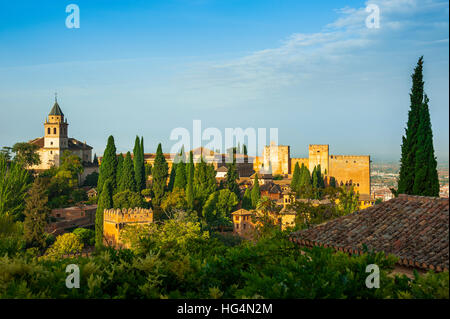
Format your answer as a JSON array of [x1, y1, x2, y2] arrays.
[[290, 195, 449, 272]]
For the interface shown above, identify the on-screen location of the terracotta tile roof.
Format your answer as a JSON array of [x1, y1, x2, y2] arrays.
[[68, 138, 92, 150], [232, 209, 252, 216], [290, 195, 449, 272], [28, 137, 92, 150], [217, 165, 228, 172], [260, 182, 282, 193], [29, 137, 44, 147]]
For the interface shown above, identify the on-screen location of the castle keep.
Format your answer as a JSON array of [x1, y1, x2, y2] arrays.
[[255, 143, 371, 195], [103, 208, 153, 247]]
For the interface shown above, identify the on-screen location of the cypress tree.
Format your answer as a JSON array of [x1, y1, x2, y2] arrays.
[[174, 161, 187, 190], [299, 163, 311, 187], [186, 151, 194, 209], [225, 162, 240, 198], [118, 152, 136, 192], [242, 187, 252, 209], [312, 166, 318, 188], [413, 95, 439, 196], [95, 179, 113, 249], [140, 137, 146, 189], [93, 153, 99, 165], [23, 178, 49, 248], [133, 136, 145, 192], [251, 174, 260, 208], [329, 176, 337, 188], [316, 164, 325, 188], [194, 157, 217, 207], [152, 143, 168, 206], [167, 163, 177, 192], [291, 162, 301, 192], [398, 57, 424, 194], [97, 136, 118, 193], [116, 153, 124, 188]]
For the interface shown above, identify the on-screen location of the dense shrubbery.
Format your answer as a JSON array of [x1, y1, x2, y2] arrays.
[[0, 216, 448, 299]]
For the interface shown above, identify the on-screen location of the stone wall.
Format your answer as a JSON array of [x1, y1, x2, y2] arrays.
[[103, 207, 153, 247], [329, 155, 371, 195]]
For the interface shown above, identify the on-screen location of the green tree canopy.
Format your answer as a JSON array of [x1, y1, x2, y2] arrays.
[[113, 190, 144, 209], [291, 162, 301, 192], [97, 136, 118, 193], [202, 189, 238, 229], [95, 179, 113, 249], [398, 56, 424, 195], [412, 95, 439, 196], [251, 174, 261, 208], [12, 142, 41, 167], [116, 153, 124, 187], [118, 152, 136, 192], [152, 143, 169, 206], [0, 154, 31, 221], [23, 178, 50, 248]]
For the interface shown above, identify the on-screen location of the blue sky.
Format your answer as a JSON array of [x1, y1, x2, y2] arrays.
[[0, 0, 448, 162]]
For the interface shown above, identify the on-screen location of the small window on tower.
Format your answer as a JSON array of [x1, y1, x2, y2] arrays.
[[53, 128, 56, 134], [47, 128, 50, 134]]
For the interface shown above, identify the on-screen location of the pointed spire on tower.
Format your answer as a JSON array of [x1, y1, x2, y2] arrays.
[[49, 93, 64, 116]]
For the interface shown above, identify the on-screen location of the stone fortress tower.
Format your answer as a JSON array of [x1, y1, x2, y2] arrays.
[[262, 141, 291, 176], [255, 143, 371, 196], [103, 208, 153, 247]]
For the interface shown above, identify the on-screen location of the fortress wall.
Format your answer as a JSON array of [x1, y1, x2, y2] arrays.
[[263, 145, 290, 175], [328, 155, 371, 195], [290, 158, 309, 172], [103, 208, 153, 247], [308, 145, 329, 174]]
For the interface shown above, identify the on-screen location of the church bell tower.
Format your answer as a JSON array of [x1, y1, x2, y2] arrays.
[[44, 94, 69, 157]]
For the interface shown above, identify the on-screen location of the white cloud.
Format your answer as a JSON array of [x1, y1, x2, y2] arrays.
[[168, 0, 448, 108]]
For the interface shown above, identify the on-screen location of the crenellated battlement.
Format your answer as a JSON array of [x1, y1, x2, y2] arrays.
[[330, 155, 370, 160], [103, 207, 153, 248], [104, 207, 153, 223]]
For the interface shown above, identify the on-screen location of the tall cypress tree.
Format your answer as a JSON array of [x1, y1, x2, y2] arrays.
[[225, 162, 240, 198], [140, 137, 146, 189], [311, 166, 318, 188], [95, 179, 113, 249], [194, 157, 217, 207], [152, 143, 168, 206], [413, 95, 439, 196], [299, 163, 311, 187], [251, 174, 260, 208], [133, 136, 145, 192], [186, 151, 195, 209], [291, 162, 301, 192], [97, 136, 118, 193], [167, 163, 177, 192], [174, 161, 186, 190], [118, 152, 136, 192], [116, 153, 124, 188], [23, 178, 49, 248], [398, 57, 424, 194], [242, 187, 252, 209]]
